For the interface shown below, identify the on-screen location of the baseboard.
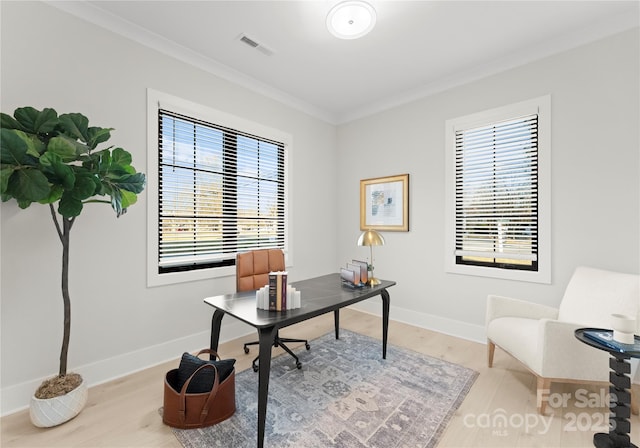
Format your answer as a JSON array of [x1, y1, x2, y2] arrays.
[[2, 305, 477, 416], [346, 303, 640, 386], [6, 305, 635, 416], [0, 318, 253, 417], [348, 301, 486, 344]]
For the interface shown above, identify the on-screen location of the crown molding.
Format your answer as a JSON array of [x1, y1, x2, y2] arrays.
[[337, 10, 639, 124], [47, 0, 338, 125], [47, 1, 638, 126]]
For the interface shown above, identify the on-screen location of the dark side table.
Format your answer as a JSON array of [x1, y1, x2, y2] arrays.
[[575, 328, 640, 448]]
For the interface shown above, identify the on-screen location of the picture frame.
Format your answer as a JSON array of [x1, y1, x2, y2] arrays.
[[360, 174, 409, 231]]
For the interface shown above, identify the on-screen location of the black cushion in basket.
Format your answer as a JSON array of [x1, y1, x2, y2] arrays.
[[176, 352, 236, 394]]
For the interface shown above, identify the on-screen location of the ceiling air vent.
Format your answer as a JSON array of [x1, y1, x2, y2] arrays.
[[238, 33, 274, 56]]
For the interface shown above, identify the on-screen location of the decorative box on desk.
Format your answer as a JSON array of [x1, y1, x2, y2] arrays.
[[575, 328, 640, 448]]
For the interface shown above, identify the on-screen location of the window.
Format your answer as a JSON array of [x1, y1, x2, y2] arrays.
[[445, 96, 550, 283], [147, 90, 291, 286]]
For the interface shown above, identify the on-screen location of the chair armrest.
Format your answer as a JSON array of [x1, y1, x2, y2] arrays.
[[537, 319, 609, 380], [486, 295, 558, 323]]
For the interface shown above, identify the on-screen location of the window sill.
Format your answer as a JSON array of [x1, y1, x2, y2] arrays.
[[445, 262, 551, 284]]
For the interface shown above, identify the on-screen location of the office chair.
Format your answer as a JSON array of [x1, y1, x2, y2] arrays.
[[237, 249, 310, 372]]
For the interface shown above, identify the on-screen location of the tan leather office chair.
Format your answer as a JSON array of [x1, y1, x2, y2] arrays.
[[237, 249, 310, 371]]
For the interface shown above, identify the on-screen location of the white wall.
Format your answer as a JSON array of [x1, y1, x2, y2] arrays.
[[0, 1, 337, 415], [338, 28, 640, 341]]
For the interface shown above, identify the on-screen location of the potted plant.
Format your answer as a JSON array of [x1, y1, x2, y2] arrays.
[[1, 107, 146, 426]]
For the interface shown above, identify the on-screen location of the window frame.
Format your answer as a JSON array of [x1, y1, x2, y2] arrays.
[[444, 96, 551, 283], [147, 89, 293, 287]]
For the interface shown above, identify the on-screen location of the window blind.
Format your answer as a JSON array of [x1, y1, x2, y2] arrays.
[[454, 114, 538, 270], [158, 109, 285, 272]]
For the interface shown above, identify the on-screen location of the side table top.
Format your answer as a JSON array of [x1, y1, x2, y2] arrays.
[[575, 328, 640, 358]]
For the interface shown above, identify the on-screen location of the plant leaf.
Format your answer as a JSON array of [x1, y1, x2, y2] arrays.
[[1, 112, 25, 131], [25, 134, 46, 158], [37, 184, 63, 204], [49, 159, 76, 190], [110, 187, 124, 217], [59, 113, 89, 143], [111, 147, 132, 167], [14, 107, 58, 134], [111, 172, 146, 194], [13, 107, 40, 133], [47, 136, 78, 162], [33, 108, 59, 134], [120, 189, 138, 209], [60, 134, 91, 155], [17, 198, 33, 209], [58, 192, 83, 217], [7, 167, 50, 201], [0, 129, 29, 165], [71, 173, 97, 200], [86, 127, 112, 149], [0, 167, 15, 194]]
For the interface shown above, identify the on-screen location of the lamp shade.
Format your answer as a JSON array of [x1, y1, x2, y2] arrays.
[[357, 229, 385, 247]]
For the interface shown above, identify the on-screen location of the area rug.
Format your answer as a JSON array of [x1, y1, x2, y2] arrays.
[[171, 329, 478, 448]]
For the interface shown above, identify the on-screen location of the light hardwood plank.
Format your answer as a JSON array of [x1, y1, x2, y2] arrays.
[[2, 308, 639, 447]]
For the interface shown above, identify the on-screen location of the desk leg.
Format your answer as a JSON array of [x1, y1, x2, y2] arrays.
[[593, 354, 637, 448], [381, 288, 390, 359], [257, 326, 277, 448], [334, 310, 340, 339], [209, 310, 225, 360]]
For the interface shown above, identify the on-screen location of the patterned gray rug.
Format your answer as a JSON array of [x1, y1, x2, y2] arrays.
[[171, 329, 478, 448]]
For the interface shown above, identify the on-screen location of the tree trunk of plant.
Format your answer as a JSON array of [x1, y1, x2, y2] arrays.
[[50, 204, 74, 378], [59, 217, 72, 377]]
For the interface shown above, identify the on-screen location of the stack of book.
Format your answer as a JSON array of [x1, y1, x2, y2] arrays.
[[255, 271, 301, 311]]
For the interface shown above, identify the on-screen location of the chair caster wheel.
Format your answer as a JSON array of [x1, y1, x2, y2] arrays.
[[305, 343, 310, 350], [244, 347, 250, 354], [253, 364, 259, 372], [296, 362, 302, 369]]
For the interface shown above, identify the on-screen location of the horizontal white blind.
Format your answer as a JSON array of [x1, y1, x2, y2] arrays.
[[158, 110, 285, 271], [455, 114, 538, 267]]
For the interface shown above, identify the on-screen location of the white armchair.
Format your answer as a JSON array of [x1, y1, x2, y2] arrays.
[[486, 266, 640, 415]]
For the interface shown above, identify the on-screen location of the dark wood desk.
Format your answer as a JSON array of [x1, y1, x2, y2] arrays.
[[204, 273, 396, 448]]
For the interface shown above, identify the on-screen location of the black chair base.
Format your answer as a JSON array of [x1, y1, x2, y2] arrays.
[[244, 334, 310, 372]]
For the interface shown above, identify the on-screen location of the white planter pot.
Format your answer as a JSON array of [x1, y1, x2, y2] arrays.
[[29, 380, 88, 428]]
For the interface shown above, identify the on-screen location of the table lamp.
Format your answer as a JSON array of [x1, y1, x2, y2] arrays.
[[357, 229, 385, 286]]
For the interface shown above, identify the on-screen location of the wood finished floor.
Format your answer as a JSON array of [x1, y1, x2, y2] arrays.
[[2, 308, 639, 447]]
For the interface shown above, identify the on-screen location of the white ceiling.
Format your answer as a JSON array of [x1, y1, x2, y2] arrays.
[[52, 1, 639, 124]]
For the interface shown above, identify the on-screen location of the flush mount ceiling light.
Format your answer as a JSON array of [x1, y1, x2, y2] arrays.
[[326, 1, 377, 40]]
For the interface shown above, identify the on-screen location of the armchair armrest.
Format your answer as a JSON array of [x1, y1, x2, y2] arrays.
[[537, 318, 609, 380], [486, 295, 558, 324]]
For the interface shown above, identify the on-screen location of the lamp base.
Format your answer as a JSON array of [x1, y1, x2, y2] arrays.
[[369, 277, 381, 286]]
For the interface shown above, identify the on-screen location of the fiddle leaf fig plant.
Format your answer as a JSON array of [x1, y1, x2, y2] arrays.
[[0, 107, 145, 390]]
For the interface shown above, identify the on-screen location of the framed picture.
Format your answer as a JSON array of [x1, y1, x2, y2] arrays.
[[360, 174, 409, 231]]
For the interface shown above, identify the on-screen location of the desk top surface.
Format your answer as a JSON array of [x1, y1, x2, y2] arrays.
[[204, 273, 395, 329]]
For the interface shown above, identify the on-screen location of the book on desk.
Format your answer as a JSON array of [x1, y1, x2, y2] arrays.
[[582, 329, 640, 352]]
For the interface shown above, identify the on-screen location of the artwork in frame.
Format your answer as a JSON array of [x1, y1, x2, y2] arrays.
[[360, 174, 409, 231]]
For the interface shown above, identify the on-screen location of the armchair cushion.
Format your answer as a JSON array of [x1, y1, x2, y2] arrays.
[[486, 316, 540, 371], [558, 266, 640, 329]]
